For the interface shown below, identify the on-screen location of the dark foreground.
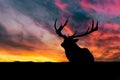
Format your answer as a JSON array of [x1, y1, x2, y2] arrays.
[[1, 62, 120, 80], [1, 61, 120, 65], [1, 62, 120, 69]]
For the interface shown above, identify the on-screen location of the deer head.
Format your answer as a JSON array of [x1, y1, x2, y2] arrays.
[[54, 18, 98, 49]]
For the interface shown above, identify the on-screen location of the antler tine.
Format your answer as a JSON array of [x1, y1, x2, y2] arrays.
[[63, 17, 69, 27], [54, 18, 69, 38], [58, 17, 69, 32], [54, 19, 57, 31], [92, 19, 94, 30], [73, 20, 98, 38], [95, 20, 98, 30]]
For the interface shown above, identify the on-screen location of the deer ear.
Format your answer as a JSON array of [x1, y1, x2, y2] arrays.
[[74, 39, 79, 42]]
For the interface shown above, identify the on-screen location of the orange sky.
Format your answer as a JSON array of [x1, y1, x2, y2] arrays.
[[0, 0, 120, 62]]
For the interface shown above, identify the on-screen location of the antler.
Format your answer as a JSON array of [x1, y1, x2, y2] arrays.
[[54, 18, 69, 38], [71, 20, 98, 38]]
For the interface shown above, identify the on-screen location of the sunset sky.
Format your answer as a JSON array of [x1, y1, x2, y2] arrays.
[[0, 0, 120, 62]]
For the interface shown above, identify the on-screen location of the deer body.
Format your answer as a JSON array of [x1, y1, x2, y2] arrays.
[[62, 44, 94, 63], [61, 38, 94, 63], [54, 18, 98, 63]]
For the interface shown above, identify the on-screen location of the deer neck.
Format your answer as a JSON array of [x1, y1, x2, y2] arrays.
[[63, 43, 81, 51]]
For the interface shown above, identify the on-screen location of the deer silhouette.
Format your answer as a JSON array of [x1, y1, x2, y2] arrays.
[[54, 18, 98, 63]]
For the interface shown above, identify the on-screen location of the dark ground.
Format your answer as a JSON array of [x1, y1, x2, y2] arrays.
[[0, 62, 120, 80]]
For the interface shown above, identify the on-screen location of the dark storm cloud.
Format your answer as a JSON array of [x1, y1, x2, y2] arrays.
[[0, 24, 8, 38], [71, 11, 91, 22], [61, 0, 91, 22], [0, 23, 42, 51], [67, 2, 91, 29], [0, 0, 59, 51], [0, 40, 34, 50], [8, 0, 92, 31], [0, 2, 4, 12], [0, 0, 97, 37], [109, 17, 120, 24], [8, 0, 59, 31], [52, 0, 92, 32]]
